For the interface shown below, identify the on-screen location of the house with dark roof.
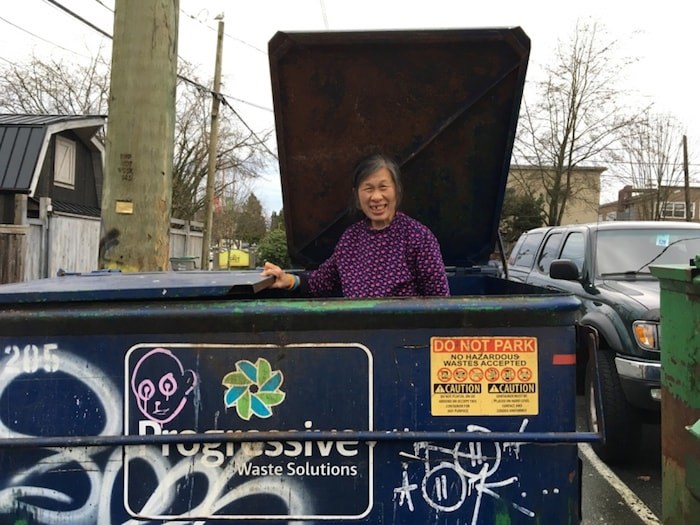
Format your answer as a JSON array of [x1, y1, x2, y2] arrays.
[[0, 114, 106, 283]]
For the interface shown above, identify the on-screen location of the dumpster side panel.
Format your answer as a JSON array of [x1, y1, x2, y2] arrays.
[[0, 295, 582, 524], [656, 274, 700, 524]]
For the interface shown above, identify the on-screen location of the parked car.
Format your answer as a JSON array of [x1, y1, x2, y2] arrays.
[[507, 220, 700, 463]]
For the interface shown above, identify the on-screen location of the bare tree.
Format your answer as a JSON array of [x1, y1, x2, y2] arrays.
[[513, 19, 643, 226], [0, 51, 110, 139], [0, 54, 273, 222], [210, 198, 238, 268], [610, 112, 686, 220], [172, 71, 272, 220]]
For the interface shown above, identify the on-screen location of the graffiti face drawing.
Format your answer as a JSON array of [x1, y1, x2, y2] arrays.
[[130, 347, 197, 424]]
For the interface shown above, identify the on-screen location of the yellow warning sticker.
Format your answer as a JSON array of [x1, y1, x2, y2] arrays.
[[430, 336, 539, 416]]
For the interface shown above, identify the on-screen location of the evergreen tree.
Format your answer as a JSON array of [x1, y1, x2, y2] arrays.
[[270, 209, 285, 231], [235, 194, 267, 245], [256, 228, 290, 268], [500, 188, 546, 247]]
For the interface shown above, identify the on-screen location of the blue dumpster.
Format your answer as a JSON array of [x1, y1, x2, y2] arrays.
[[0, 271, 589, 524], [0, 28, 596, 524]]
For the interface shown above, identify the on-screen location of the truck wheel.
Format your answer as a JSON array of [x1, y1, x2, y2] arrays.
[[584, 349, 641, 464]]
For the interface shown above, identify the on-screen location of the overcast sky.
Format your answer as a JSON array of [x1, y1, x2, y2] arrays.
[[1, 0, 698, 213]]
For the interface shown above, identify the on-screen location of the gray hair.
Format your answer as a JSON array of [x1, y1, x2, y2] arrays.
[[352, 153, 403, 207]]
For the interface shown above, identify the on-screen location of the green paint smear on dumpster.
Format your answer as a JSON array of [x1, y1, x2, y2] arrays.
[[493, 500, 511, 524], [222, 298, 538, 314], [493, 500, 576, 525]]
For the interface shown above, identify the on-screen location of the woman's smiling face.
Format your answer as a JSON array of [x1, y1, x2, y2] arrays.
[[357, 166, 397, 230]]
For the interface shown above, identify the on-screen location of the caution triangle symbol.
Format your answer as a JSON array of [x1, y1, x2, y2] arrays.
[[435, 385, 445, 393], [489, 384, 500, 393]]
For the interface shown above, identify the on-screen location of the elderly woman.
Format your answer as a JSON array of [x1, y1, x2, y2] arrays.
[[261, 153, 450, 298]]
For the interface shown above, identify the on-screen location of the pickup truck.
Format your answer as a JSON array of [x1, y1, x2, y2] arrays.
[[507, 220, 700, 463]]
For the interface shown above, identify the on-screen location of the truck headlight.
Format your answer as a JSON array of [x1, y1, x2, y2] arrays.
[[633, 321, 659, 351]]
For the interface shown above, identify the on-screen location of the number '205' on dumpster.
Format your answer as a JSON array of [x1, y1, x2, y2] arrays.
[[0, 28, 598, 525]]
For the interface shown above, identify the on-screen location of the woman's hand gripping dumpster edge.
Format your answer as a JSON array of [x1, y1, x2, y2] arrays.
[[260, 153, 450, 298]]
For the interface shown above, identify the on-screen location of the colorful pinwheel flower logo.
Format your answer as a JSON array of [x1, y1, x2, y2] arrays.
[[222, 358, 286, 420]]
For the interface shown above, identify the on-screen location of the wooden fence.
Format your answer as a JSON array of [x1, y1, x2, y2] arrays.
[[0, 225, 27, 284], [24, 214, 101, 281], [1, 198, 204, 283], [169, 218, 204, 267]]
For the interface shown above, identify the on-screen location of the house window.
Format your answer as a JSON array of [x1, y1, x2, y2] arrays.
[[54, 136, 76, 188], [661, 202, 694, 220]]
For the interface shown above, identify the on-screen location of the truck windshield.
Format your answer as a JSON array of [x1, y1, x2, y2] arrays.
[[596, 228, 700, 277]]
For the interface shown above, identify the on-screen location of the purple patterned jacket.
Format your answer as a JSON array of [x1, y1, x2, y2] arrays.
[[304, 212, 450, 298]]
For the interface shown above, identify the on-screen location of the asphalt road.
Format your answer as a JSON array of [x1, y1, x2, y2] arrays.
[[577, 396, 662, 525]]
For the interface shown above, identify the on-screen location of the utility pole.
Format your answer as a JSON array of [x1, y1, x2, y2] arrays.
[[683, 135, 691, 222], [201, 16, 225, 270], [99, 0, 179, 271]]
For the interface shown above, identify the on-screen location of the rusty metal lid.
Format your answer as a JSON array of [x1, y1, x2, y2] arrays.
[[269, 27, 530, 268]]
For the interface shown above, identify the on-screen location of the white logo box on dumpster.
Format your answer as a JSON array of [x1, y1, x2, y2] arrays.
[[124, 343, 373, 521]]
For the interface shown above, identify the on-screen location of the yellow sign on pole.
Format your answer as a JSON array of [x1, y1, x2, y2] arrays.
[[430, 336, 539, 416], [219, 249, 250, 268]]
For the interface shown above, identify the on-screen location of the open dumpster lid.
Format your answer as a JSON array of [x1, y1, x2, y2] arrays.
[[269, 27, 530, 269], [0, 271, 274, 304]]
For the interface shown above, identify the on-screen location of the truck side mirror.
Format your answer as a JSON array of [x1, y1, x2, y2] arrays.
[[550, 259, 579, 281]]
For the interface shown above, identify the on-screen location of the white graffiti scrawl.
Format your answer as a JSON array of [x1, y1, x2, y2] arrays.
[[393, 420, 534, 525], [0, 347, 312, 524]]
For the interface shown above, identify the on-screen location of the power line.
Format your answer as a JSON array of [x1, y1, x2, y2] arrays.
[[0, 55, 19, 66], [43, 0, 111, 39], [320, 0, 329, 30], [180, 8, 267, 55], [35, 0, 275, 155], [219, 96, 278, 160], [176, 74, 277, 159], [221, 93, 273, 113], [0, 14, 87, 57], [17, 1, 274, 115], [93, 0, 113, 13], [89, 1, 266, 57]]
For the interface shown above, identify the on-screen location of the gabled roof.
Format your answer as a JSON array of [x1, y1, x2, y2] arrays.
[[0, 114, 106, 195], [51, 200, 102, 218]]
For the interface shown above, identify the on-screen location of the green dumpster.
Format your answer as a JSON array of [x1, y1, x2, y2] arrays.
[[650, 256, 700, 524], [170, 256, 198, 271]]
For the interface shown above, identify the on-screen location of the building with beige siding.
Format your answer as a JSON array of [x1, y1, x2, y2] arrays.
[[507, 165, 605, 225]]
